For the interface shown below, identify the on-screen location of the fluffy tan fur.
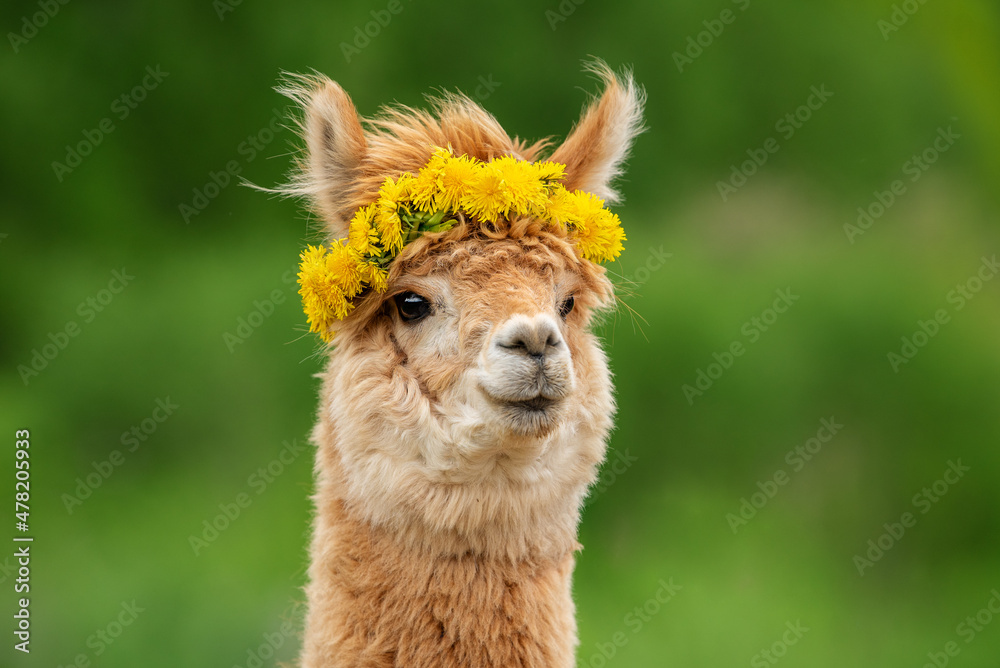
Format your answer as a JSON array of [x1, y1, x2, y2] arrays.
[[283, 63, 644, 667]]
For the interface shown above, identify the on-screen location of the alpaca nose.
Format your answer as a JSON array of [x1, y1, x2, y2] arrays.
[[494, 315, 564, 359]]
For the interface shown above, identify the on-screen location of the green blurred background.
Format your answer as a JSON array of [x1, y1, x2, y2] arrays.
[[2, 0, 999, 666]]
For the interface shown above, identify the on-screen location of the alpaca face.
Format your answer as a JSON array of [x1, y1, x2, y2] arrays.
[[323, 234, 616, 556], [383, 237, 604, 444]]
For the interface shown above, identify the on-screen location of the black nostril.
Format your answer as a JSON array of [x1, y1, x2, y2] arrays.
[[496, 319, 564, 357], [502, 337, 527, 351], [501, 338, 545, 358]]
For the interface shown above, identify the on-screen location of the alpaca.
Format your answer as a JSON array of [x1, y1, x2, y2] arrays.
[[280, 63, 643, 667]]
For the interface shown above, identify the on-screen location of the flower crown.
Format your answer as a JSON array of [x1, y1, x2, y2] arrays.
[[297, 147, 626, 342]]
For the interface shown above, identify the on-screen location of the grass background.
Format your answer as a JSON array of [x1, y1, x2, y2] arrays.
[[1, 0, 999, 666]]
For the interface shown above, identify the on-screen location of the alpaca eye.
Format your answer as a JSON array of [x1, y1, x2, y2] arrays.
[[559, 295, 575, 318], [394, 292, 431, 322]]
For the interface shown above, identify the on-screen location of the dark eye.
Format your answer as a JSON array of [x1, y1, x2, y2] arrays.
[[394, 291, 432, 322], [559, 295, 575, 318]]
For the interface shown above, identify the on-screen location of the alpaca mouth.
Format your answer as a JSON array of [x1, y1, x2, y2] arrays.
[[506, 396, 557, 412], [484, 392, 564, 435], [484, 391, 560, 413]]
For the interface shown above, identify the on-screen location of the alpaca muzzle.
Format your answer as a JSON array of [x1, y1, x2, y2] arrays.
[[480, 314, 575, 418]]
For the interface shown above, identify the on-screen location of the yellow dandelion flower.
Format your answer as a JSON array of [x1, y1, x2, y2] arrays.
[[569, 219, 601, 263], [375, 174, 412, 254], [533, 161, 566, 184], [592, 209, 626, 262], [571, 206, 626, 263], [360, 261, 389, 292], [375, 210, 402, 255], [435, 153, 479, 212], [544, 184, 579, 226], [568, 190, 608, 223], [410, 147, 450, 212], [378, 171, 413, 204], [461, 162, 508, 222], [297, 243, 365, 341], [492, 155, 547, 217], [347, 204, 379, 256], [541, 188, 624, 262]]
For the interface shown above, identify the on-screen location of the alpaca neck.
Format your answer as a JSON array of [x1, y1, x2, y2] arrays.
[[301, 491, 579, 667], [300, 370, 596, 667]]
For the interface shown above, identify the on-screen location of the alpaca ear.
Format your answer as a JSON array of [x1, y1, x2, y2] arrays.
[[282, 74, 367, 238], [549, 63, 645, 204]]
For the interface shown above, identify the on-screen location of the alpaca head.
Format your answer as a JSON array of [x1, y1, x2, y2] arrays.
[[284, 64, 644, 559]]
